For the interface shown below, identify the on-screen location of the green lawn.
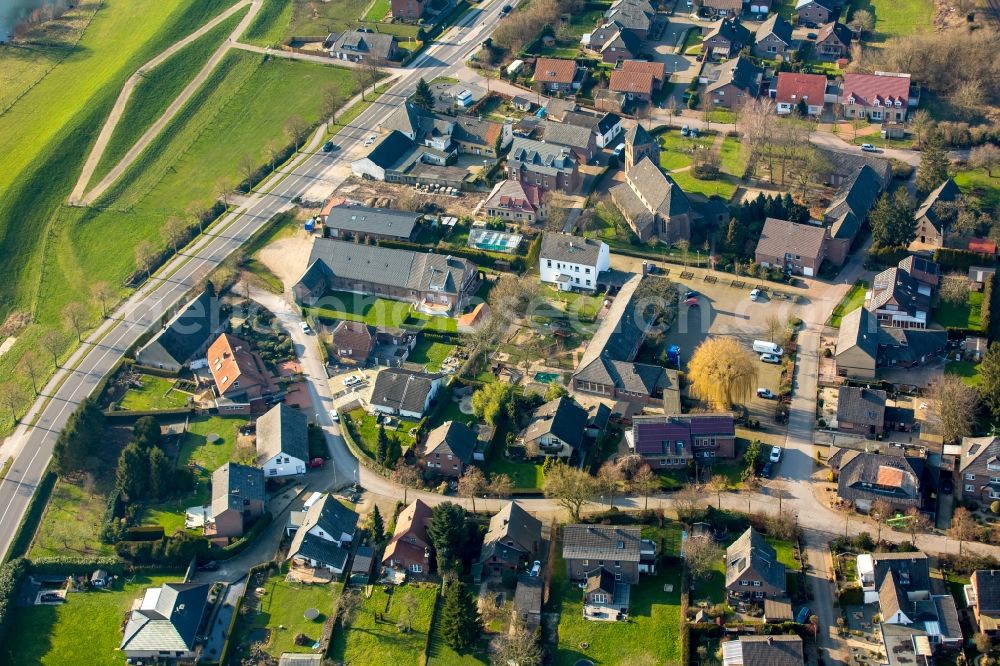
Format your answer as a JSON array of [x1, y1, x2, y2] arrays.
[[345, 408, 419, 458], [828, 281, 868, 327], [363, 0, 392, 21], [659, 131, 715, 170], [409, 340, 457, 372], [934, 290, 983, 330], [541, 285, 604, 320], [707, 110, 737, 124], [954, 168, 1000, 213], [254, 577, 342, 658], [5, 574, 177, 666], [681, 27, 703, 54], [669, 169, 738, 200], [946, 360, 983, 387], [89, 7, 248, 186], [691, 554, 727, 605], [143, 415, 250, 533], [28, 477, 116, 559], [330, 583, 438, 664], [550, 555, 683, 666], [426, 588, 491, 665], [118, 374, 191, 411], [847, 0, 933, 42], [719, 135, 746, 177], [307, 290, 460, 333]]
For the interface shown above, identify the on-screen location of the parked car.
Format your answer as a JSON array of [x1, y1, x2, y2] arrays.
[[500, 3, 512, 14], [364, 134, 376, 146], [806, 32, 817, 39], [322, 141, 335, 152], [795, 606, 811, 624], [684, 290, 697, 299], [760, 353, 781, 364], [681, 125, 690, 136], [756, 388, 774, 399], [685, 296, 699, 307], [307, 457, 326, 469], [860, 143, 878, 153], [530, 560, 542, 577], [690, 127, 700, 138], [613, 143, 625, 157], [769, 446, 782, 463], [749, 288, 762, 301], [343, 376, 361, 386], [330, 409, 340, 423], [300, 321, 312, 334], [762, 462, 774, 478], [197, 561, 220, 572]]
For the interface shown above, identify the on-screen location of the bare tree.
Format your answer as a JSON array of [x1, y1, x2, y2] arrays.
[[134, 239, 156, 280], [396, 591, 419, 632], [0, 382, 26, 424], [683, 535, 723, 581], [910, 109, 934, 149], [870, 498, 893, 544], [239, 154, 257, 189], [62, 302, 89, 342], [40, 329, 64, 367], [391, 462, 423, 504], [971, 143, 1000, 178], [263, 140, 279, 174], [764, 314, 783, 343], [905, 507, 931, 545], [216, 180, 234, 209], [321, 84, 346, 125], [458, 466, 488, 512], [597, 461, 625, 508], [91, 281, 113, 318], [706, 474, 728, 509], [543, 461, 597, 521], [488, 472, 513, 498], [284, 115, 310, 152], [18, 351, 43, 395], [162, 216, 187, 254], [673, 486, 704, 523], [631, 464, 659, 510], [848, 9, 874, 38], [949, 507, 980, 555], [939, 274, 974, 304], [932, 375, 979, 444]]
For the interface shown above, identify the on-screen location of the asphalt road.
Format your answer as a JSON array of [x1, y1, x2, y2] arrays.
[[0, 0, 514, 562]]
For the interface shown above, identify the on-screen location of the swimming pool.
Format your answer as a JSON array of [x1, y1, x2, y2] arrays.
[[533, 372, 560, 384]]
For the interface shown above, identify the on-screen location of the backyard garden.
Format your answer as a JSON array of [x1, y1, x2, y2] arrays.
[[307, 290, 460, 334], [250, 574, 342, 659], [329, 583, 439, 663]]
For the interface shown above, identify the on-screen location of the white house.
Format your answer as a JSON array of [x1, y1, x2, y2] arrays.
[[256, 403, 309, 477], [369, 367, 443, 419], [539, 232, 609, 292], [286, 494, 359, 574], [594, 113, 623, 148]]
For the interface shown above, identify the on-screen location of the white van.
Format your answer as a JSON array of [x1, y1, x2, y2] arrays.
[[752, 340, 783, 356]]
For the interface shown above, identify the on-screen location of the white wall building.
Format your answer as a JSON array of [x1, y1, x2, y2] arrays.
[[539, 232, 610, 292]]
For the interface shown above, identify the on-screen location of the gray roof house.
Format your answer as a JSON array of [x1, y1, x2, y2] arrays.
[[540, 120, 597, 163], [328, 29, 398, 62], [706, 57, 763, 109], [754, 217, 828, 276], [829, 449, 924, 511], [725, 527, 787, 600], [519, 396, 589, 459], [835, 307, 880, 379], [721, 635, 804, 666], [256, 403, 310, 477], [325, 205, 420, 242], [539, 231, 610, 291], [753, 14, 794, 58], [562, 524, 655, 584], [836, 386, 886, 437], [369, 367, 442, 419], [135, 290, 222, 372], [209, 462, 265, 540], [505, 137, 581, 194], [421, 420, 478, 476], [824, 164, 884, 265], [120, 583, 210, 660], [480, 501, 543, 575], [292, 238, 478, 317], [572, 274, 670, 402], [913, 178, 961, 248], [287, 494, 358, 575], [610, 156, 697, 242], [818, 148, 893, 189]]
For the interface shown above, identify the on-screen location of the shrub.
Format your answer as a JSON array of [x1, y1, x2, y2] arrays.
[[933, 247, 992, 270], [0, 559, 28, 648]]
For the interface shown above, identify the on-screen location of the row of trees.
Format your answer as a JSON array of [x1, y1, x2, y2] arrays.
[[542, 458, 660, 521], [720, 191, 808, 260]]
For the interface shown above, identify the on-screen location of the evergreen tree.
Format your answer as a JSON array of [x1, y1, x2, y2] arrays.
[[917, 133, 950, 195], [412, 78, 434, 110], [870, 189, 917, 248], [116, 443, 148, 501], [427, 502, 468, 573], [369, 505, 385, 543], [439, 581, 483, 651], [979, 341, 1000, 419], [387, 435, 403, 467], [376, 422, 390, 465], [148, 446, 173, 500], [53, 396, 104, 474], [133, 415, 161, 449]]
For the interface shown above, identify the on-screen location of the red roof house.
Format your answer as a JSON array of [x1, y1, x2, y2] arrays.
[[841, 72, 912, 123], [774, 72, 827, 116]]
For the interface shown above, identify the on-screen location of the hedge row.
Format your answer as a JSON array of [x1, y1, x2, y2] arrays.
[[27, 557, 131, 576], [376, 238, 527, 272], [933, 247, 993, 270], [0, 559, 27, 649], [987, 273, 999, 342], [5, 470, 56, 562], [866, 244, 911, 267]]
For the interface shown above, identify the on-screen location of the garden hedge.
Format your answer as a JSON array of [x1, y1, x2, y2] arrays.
[[987, 273, 1000, 342], [0, 558, 27, 648], [376, 238, 526, 272], [933, 247, 992, 270]]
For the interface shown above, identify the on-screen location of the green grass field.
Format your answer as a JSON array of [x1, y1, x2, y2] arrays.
[[847, 0, 933, 43], [659, 131, 715, 170], [364, 0, 392, 21], [254, 577, 342, 657], [946, 360, 983, 387], [307, 290, 460, 333], [409, 340, 458, 372], [954, 168, 1000, 214], [118, 374, 191, 411], [88, 7, 248, 186], [330, 583, 438, 664], [28, 477, 117, 559], [550, 557, 682, 666], [828, 281, 868, 327], [426, 587, 491, 665], [669, 169, 738, 200], [5, 574, 177, 666], [934, 291, 983, 330], [143, 415, 250, 533], [345, 408, 420, 457]]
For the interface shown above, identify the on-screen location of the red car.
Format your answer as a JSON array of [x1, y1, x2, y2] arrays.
[[307, 457, 326, 469], [685, 297, 699, 307]]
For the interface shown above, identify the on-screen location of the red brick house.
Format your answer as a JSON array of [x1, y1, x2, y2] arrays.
[[815, 21, 852, 59], [841, 72, 912, 122], [795, 0, 833, 26], [331, 320, 376, 364], [391, 0, 428, 20], [533, 57, 581, 93], [774, 72, 827, 116], [420, 421, 477, 478], [382, 499, 433, 574], [628, 414, 736, 469], [754, 217, 828, 276]]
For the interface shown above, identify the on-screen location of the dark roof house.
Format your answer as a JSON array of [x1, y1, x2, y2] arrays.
[[120, 583, 210, 658], [256, 403, 309, 465], [725, 527, 787, 597], [370, 367, 442, 417]]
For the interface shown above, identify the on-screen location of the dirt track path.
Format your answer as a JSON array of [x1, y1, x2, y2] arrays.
[[70, 0, 260, 205]]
